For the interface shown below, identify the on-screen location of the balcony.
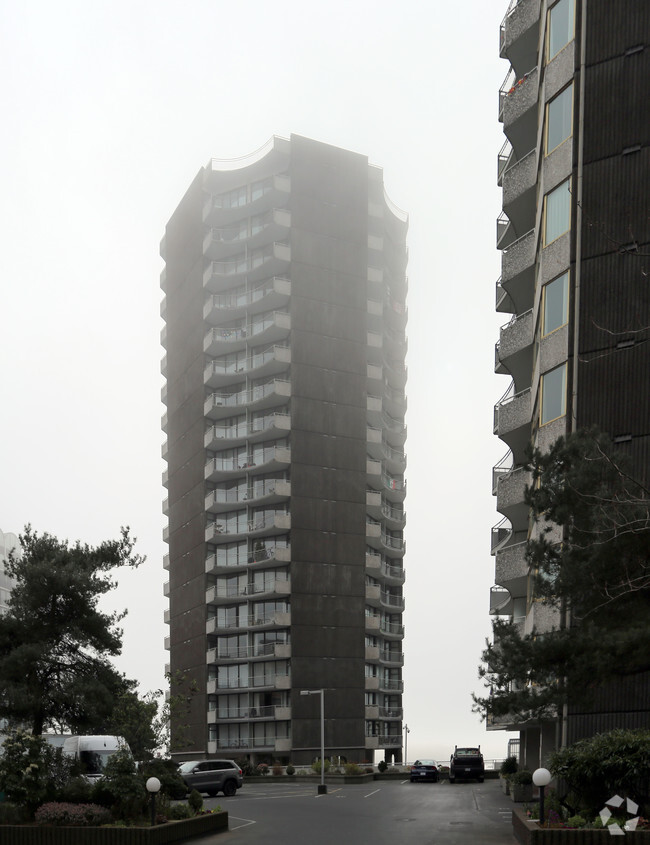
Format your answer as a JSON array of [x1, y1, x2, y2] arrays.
[[380, 650, 404, 667], [381, 591, 405, 611], [500, 0, 541, 77], [205, 479, 290, 513], [203, 243, 291, 292], [495, 465, 532, 532], [204, 277, 291, 324], [203, 209, 291, 260], [205, 412, 291, 450], [204, 345, 290, 388], [205, 512, 291, 543], [501, 229, 535, 314], [365, 614, 380, 632], [490, 585, 514, 617], [205, 544, 290, 575], [205, 445, 291, 482], [366, 551, 381, 575], [382, 561, 405, 584], [502, 149, 537, 238], [204, 311, 291, 356], [491, 516, 512, 555], [367, 394, 383, 427], [206, 610, 291, 635], [163, 554, 169, 570], [493, 382, 532, 463], [500, 66, 539, 157], [380, 620, 404, 639], [495, 539, 528, 598], [205, 578, 290, 606], [365, 676, 380, 691], [379, 678, 403, 693], [366, 645, 380, 661], [203, 174, 290, 226], [495, 308, 534, 390], [365, 583, 381, 606], [204, 380, 291, 420]]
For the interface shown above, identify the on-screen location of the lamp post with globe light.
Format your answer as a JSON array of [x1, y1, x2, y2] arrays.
[[146, 777, 161, 826], [533, 768, 552, 826]]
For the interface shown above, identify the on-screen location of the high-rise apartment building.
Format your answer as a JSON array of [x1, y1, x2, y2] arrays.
[[491, 0, 650, 765], [0, 528, 18, 616], [161, 135, 408, 765]]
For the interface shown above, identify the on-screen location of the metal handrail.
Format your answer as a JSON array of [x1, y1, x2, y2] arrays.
[[208, 379, 291, 408]]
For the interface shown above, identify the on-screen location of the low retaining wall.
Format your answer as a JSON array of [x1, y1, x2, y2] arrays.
[[0, 812, 228, 845], [513, 807, 650, 844]]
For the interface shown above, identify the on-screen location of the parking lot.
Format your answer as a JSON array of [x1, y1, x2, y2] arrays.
[[190, 777, 518, 845]]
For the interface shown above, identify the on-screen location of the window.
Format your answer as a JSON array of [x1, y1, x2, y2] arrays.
[[540, 363, 567, 424], [544, 180, 571, 246], [542, 272, 569, 335], [546, 85, 573, 154], [548, 0, 575, 61]]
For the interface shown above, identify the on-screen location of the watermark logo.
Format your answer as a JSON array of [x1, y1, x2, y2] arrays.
[[599, 795, 640, 836]]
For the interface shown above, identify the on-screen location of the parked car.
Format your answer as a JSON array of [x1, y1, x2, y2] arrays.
[[177, 759, 243, 797], [449, 745, 484, 783], [410, 759, 439, 782]]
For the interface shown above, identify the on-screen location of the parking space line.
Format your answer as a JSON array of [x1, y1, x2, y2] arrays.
[[228, 816, 256, 830], [364, 788, 381, 798]]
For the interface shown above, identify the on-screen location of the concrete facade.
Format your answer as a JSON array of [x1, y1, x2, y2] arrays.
[[491, 0, 650, 761], [161, 136, 408, 766]]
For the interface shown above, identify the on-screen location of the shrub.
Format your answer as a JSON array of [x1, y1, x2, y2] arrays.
[[500, 756, 518, 776], [311, 759, 331, 775], [550, 728, 650, 818], [167, 803, 192, 820], [511, 769, 533, 785], [344, 763, 363, 776], [567, 815, 587, 828], [365, 767, 374, 774], [139, 758, 187, 801], [257, 763, 269, 776], [272, 761, 283, 776], [0, 730, 74, 814], [91, 749, 146, 821], [377, 760, 388, 773], [35, 802, 112, 827], [286, 764, 295, 776], [235, 758, 254, 777], [0, 802, 30, 824], [57, 776, 93, 805], [188, 789, 203, 813]]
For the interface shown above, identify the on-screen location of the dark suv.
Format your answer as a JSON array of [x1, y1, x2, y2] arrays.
[[178, 759, 243, 797], [449, 746, 484, 783]]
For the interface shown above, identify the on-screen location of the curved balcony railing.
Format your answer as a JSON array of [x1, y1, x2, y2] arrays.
[[205, 380, 291, 414], [380, 651, 404, 666], [491, 516, 513, 554], [380, 620, 404, 637], [381, 534, 404, 553], [379, 707, 403, 719], [205, 413, 290, 447], [382, 473, 406, 493], [204, 277, 291, 314], [382, 561, 405, 582], [379, 678, 403, 692], [206, 577, 289, 602], [206, 478, 289, 509], [205, 544, 290, 574], [206, 611, 290, 633], [205, 446, 291, 477], [215, 673, 290, 691], [203, 243, 290, 282], [205, 344, 290, 380], [382, 503, 405, 523], [381, 591, 405, 610], [207, 643, 289, 662], [492, 450, 514, 494], [208, 704, 289, 720], [204, 311, 291, 353], [206, 511, 290, 540]]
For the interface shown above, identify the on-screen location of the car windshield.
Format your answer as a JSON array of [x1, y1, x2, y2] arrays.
[[457, 749, 480, 756], [178, 761, 200, 773], [415, 760, 436, 766]]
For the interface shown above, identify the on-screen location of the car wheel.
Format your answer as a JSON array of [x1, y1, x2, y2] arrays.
[[223, 780, 237, 797]]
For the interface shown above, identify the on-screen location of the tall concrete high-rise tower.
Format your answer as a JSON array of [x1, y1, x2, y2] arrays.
[[161, 135, 408, 765], [491, 0, 650, 766]]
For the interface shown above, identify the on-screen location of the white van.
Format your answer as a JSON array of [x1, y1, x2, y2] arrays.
[[62, 735, 131, 781]]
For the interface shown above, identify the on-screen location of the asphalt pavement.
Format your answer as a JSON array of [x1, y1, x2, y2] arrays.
[[184, 776, 519, 845]]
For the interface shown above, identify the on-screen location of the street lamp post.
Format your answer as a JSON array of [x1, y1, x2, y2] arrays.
[[300, 688, 326, 794], [533, 768, 552, 827], [404, 724, 410, 766], [145, 777, 161, 826]]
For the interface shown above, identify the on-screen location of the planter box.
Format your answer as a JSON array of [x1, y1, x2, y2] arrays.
[[501, 776, 511, 795], [511, 783, 534, 802], [513, 807, 650, 844], [0, 812, 228, 845]]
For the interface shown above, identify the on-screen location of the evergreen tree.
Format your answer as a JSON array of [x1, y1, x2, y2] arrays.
[[0, 526, 143, 734], [474, 428, 650, 722]]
